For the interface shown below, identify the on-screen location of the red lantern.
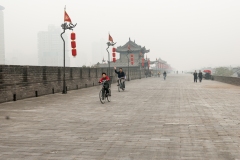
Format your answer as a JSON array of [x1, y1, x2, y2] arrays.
[[72, 49, 77, 57], [71, 32, 76, 40], [70, 32, 77, 57], [112, 52, 116, 62], [130, 54, 134, 65], [71, 41, 76, 48], [112, 47, 116, 52]]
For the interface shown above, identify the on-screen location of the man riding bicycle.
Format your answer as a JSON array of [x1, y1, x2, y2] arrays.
[[114, 67, 125, 87], [99, 72, 110, 100]]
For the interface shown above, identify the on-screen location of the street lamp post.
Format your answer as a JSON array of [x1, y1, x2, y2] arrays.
[[147, 59, 150, 77], [139, 53, 142, 79], [156, 59, 158, 77], [139, 59, 141, 79], [106, 41, 116, 80], [126, 49, 132, 81], [60, 21, 77, 94]]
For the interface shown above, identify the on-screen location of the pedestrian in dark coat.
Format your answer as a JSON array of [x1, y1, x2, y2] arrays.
[[198, 70, 203, 83], [193, 70, 198, 83]]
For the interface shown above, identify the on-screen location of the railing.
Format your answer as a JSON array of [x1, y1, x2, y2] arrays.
[[212, 75, 240, 86]]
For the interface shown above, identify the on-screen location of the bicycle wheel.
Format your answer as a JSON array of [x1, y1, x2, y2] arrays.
[[99, 90, 106, 104], [122, 82, 125, 91], [107, 89, 111, 102], [118, 84, 121, 92]]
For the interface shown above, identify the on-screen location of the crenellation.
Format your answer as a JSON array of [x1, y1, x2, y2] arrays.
[[0, 65, 145, 103]]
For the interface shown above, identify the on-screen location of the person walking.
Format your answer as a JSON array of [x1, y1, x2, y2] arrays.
[[163, 71, 167, 80], [193, 70, 198, 83], [198, 70, 203, 83]]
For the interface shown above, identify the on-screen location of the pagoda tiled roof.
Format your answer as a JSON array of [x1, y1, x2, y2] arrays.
[[116, 38, 150, 53]]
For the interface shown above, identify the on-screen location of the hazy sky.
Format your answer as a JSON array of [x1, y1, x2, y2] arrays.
[[1, 0, 240, 70]]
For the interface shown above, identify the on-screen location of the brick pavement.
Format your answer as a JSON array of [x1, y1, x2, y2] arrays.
[[0, 74, 240, 160]]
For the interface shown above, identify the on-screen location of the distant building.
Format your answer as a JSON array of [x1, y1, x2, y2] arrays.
[[91, 38, 105, 65], [0, 5, 5, 64], [232, 67, 240, 77], [98, 38, 150, 68], [38, 25, 70, 66], [152, 58, 171, 73]]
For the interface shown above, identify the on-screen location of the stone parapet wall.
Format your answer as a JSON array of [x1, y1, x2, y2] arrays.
[[0, 65, 145, 103], [212, 76, 240, 86]]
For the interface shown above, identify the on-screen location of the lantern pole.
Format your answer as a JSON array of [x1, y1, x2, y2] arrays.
[[139, 52, 141, 79], [146, 57, 149, 77], [126, 48, 132, 81], [60, 6, 77, 94], [60, 29, 66, 94], [156, 59, 157, 77], [106, 41, 116, 79], [127, 50, 130, 81]]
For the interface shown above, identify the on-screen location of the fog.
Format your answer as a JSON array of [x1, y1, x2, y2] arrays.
[[1, 0, 240, 71]]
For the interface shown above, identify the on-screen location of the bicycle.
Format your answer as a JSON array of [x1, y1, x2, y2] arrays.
[[118, 78, 125, 92], [99, 80, 111, 104]]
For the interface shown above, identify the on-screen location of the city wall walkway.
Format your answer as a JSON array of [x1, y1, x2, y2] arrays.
[[0, 74, 240, 160]]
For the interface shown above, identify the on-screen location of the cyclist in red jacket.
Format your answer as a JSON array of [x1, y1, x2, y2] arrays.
[[99, 72, 110, 99]]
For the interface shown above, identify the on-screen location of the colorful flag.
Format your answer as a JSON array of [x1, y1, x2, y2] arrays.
[[109, 34, 113, 42], [64, 11, 72, 23]]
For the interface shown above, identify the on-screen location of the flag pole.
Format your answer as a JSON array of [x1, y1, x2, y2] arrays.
[[61, 5, 77, 94], [62, 5, 67, 94], [107, 33, 110, 77], [106, 33, 116, 85]]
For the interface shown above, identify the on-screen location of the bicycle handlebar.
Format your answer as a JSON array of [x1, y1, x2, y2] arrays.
[[99, 80, 109, 84]]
